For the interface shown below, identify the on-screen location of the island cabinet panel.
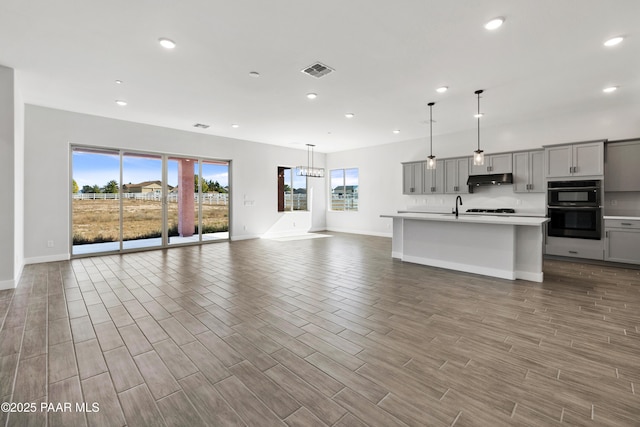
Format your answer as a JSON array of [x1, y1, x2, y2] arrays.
[[545, 141, 604, 178], [605, 219, 640, 264], [605, 140, 640, 192], [469, 153, 512, 175], [402, 162, 425, 195], [444, 157, 470, 194], [513, 150, 544, 193], [423, 159, 445, 194]]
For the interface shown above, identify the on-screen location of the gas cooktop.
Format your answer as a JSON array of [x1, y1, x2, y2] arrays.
[[466, 208, 516, 214]]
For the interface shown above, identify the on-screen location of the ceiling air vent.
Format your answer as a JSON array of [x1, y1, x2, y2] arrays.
[[193, 123, 210, 129], [301, 62, 335, 78]]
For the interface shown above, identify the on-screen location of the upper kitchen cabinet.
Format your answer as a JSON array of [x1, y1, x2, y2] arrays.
[[513, 150, 544, 193], [605, 139, 640, 192], [545, 141, 604, 178], [469, 153, 513, 175], [402, 161, 425, 194], [445, 157, 470, 194], [424, 159, 445, 194]]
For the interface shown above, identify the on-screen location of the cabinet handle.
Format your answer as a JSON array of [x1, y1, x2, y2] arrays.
[[431, 187, 435, 192], [569, 251, 578, 254], [606, 231, 609, 238], [621, 223, 632, 226]]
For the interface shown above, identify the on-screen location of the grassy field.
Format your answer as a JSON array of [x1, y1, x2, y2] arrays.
[[73, 199, 229, 244]]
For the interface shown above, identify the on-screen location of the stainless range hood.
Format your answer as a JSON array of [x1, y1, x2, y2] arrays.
[[466, 173, 513, 187]]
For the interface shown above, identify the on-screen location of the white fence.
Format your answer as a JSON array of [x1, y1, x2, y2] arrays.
[[74, 192, 356, 209], [73, 192, 229, 205]]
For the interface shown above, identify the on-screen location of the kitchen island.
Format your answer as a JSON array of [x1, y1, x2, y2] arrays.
[[380, 212, 550, 282]]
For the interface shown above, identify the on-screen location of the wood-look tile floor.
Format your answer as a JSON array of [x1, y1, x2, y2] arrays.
[[1, 232, 640, 426]]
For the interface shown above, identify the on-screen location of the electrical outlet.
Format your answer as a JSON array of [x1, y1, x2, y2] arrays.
[[243, 225, 247, 231], [516, 199, 522, 206], [47, 240, 54, 248], [610, 199, 617, 206]]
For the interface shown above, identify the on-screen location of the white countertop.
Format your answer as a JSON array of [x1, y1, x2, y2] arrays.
[[381, 212, 549, 226], [604, 216, 640, 221], [398, 210, 546, 218]]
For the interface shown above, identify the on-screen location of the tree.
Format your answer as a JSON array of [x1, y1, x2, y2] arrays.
[[206, 180, 227, 193], [82, 184, 101, 193], [194, 175, 209, 193], [103, 180, 119, 194], [72, 179, 79, 193]]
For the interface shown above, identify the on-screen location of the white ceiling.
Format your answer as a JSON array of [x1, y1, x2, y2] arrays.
[[1, 0, 639, 153]]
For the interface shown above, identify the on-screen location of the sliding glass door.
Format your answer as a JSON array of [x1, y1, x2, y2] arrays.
[[122, 152, 164, 250], [71, 146, 230, 256]]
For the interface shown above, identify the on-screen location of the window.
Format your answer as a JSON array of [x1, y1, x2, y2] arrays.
[[278, 167, 307, 211], [330, 168, 358, 211]]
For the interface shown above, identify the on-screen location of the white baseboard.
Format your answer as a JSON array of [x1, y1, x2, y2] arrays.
[[24, 253, 70, 265], [0, 278, 16, 290], [402, 254, 517, 281], [230, 234, 261, 241], [515, 270, 544, 283], [325, 227, 392, 238]]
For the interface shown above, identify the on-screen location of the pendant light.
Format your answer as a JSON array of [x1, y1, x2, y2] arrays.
[[296, 144, 325, 177], [473, 89, 485, 166], [426, 102, 436, 169]]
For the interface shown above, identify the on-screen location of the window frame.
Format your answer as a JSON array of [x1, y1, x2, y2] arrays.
[[277, 166, 308, 212], [330, 168, 359, 212]]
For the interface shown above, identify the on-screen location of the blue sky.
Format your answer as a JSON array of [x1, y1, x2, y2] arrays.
[[73, 150, 229, 189]]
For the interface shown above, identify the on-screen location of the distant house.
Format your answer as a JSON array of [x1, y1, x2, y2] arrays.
[[332, 185, 358, 196], [122, 180, 162, 194]]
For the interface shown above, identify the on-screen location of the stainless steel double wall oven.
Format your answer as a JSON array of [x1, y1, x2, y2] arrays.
[[547, 180, 602, 239]]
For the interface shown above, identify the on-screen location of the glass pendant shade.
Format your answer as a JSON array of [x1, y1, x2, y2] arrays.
[[473, 149, 485, 166], [427, 155, 436, 169]]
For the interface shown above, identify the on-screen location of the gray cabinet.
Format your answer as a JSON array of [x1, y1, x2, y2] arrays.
[[605, 219, 640, 264], [403, 162, 424, 194], [423, 160, 445, 193], [605, 140, 640, 192], [469, 153, 513, 175], [513, 150, 544, 193], [445, 157, 470, 194], [545, 141, 604, 178]]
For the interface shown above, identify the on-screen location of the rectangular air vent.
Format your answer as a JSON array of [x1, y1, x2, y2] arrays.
[[301, 62, 335, 78], [193, 123, 210, 129]]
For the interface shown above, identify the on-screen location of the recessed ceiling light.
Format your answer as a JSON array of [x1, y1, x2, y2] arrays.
[[604, 36, 624, 47], [393, 129, 400, 134], [345, 113, 355, 118], [158, 38, 176, 49], [115, 100, 127, 106], [115, 80, 123, 84], [231, 124, 240, 128], [306, 93, 318, 99], [603, 86, 618, 93], [436, 86, 448, 93], [249, 71, 260, 78], [484, 17, 505, 30]]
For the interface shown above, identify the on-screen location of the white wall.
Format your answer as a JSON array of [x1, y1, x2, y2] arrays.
[[24, 105, 326, 263], [0, 65, 16, 289], [326, 104, 640, 236]]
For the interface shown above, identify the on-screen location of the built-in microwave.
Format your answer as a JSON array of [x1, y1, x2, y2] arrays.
[[547, 180, 601, 207]]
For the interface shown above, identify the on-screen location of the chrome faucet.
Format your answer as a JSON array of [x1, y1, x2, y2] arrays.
[[455, 195, 463, 218]]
